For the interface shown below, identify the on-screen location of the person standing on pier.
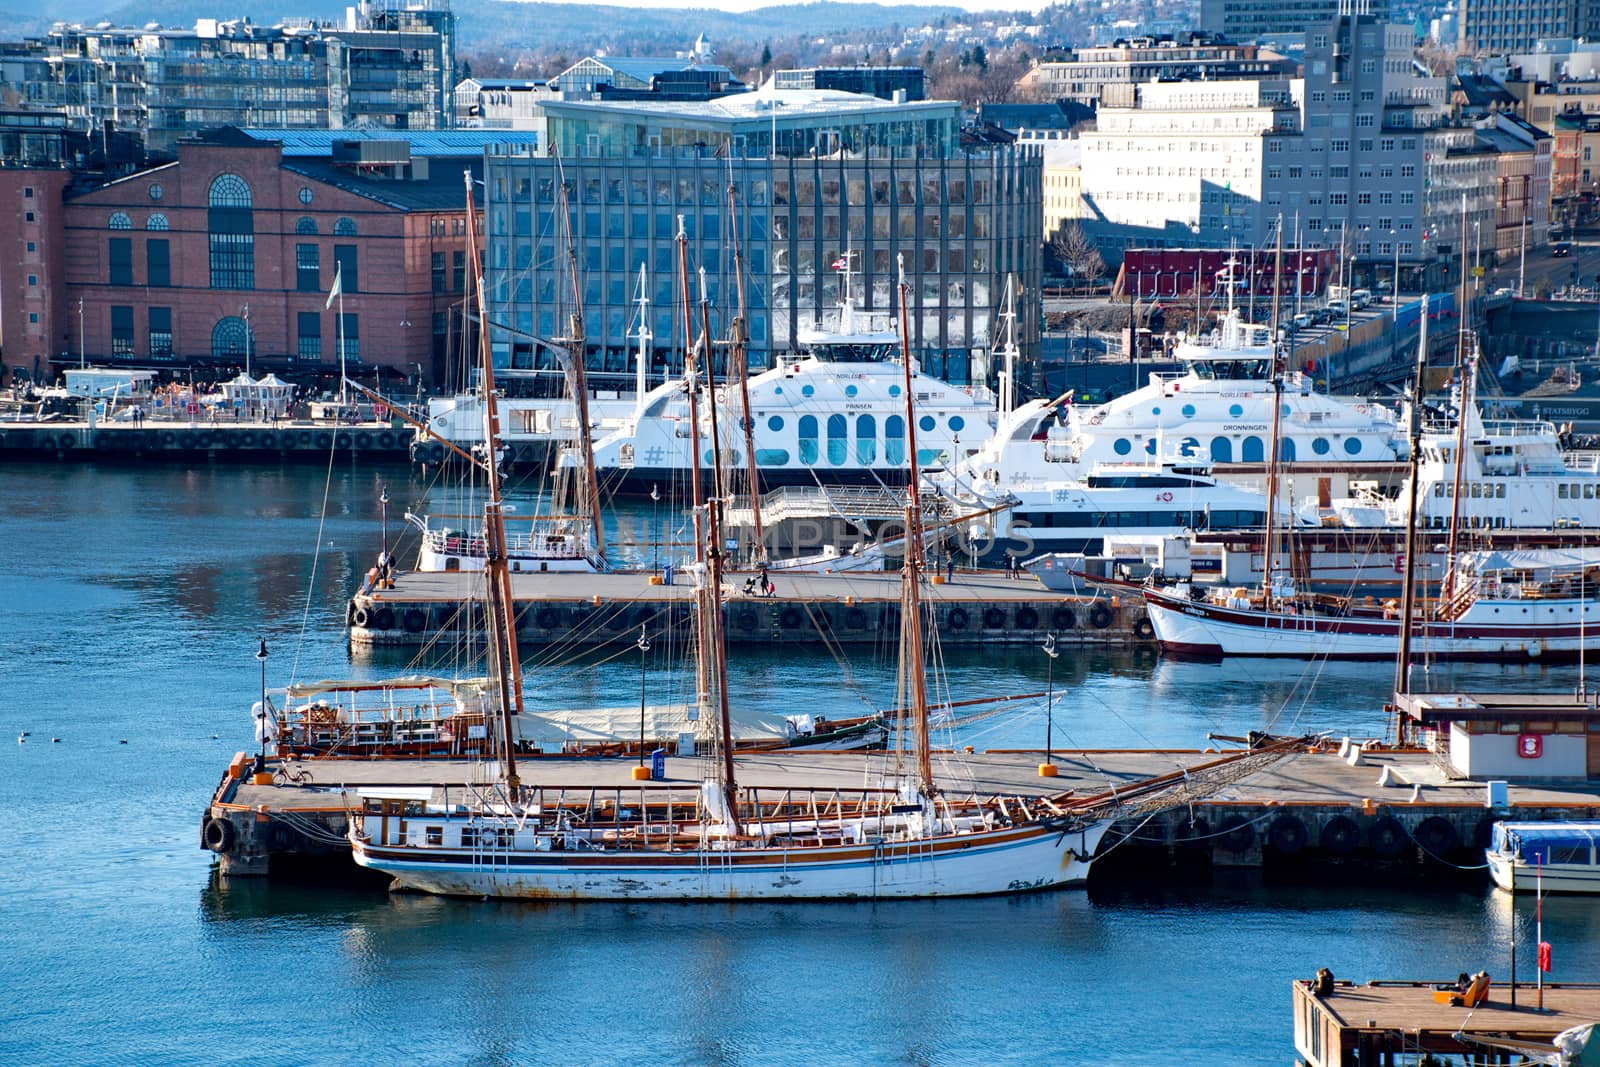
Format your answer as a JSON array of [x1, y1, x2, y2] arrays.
[[946, 556, 956, 584]]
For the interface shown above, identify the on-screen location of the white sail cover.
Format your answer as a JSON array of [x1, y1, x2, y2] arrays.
[[513, 703, 792, 747]]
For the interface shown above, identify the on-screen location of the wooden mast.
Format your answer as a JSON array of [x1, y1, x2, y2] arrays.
[[674, 220, 710, 722], [1393, 294, 1430, 740], [1261, 218, 1285, 612], [1442, 193, 1475, 606], [555, 167, 607, 566], [896, 264, 935, 796], [704, 493, 740, 833], [463, 170, 523, 792], [698, 268, 726, 513], [727, 179, 765, 560]]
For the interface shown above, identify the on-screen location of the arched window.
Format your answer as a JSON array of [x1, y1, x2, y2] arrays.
[[1242, 436, 1264, 463], [208, 174, 252, 207], [295, 217, 318, 235], [146, 213, 169, 231], [208, 174, 254, 289], [109, 212, 132, 230], [885, 415, 906, 465], [798, 415, 818, 465], [1210, 436, 1233, 463], [211, 316, 253, 360], [1277, 437, 1297, 463], [827, 414, 848, 465], [856, 415, 877, 465], [334, 217, 357, 236]]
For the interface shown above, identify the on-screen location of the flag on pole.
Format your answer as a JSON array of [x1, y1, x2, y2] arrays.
[[831, 255, 849, 271], [325, 264, 343, 310]]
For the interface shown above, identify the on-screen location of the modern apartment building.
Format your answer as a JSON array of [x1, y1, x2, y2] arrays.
[[1023, 34, 1294, 108], [481, 89, 1042, 386], [1460, 0, 1600, 55], [1198, 0, 1391, 40], [0, 1, 456, 161]]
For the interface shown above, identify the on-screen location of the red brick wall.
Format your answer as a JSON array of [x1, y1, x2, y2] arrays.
[[0, 170, 71, 383]]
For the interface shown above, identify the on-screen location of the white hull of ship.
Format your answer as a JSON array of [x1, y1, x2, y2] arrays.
[[353, 820, 1108, 900], [1489, 855, 1600, 893], [1144, 591, 1599, 660]]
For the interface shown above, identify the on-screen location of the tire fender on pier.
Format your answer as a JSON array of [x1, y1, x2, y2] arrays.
[[1413, 816, 1459, 856], [202, 816, 236, 854], [1320, 815, 1360, 855], [1267, 814, 1309, 856], [1051, 606, 1076, 630], [1218, 814, 1256, 852], [983, 607, 1007, 630], [1369, 816, 1407, 858], [1088, 603, 1113, 630], [1133, 616, 1156, 641]]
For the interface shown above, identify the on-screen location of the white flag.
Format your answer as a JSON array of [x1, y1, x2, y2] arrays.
[[325, 263, 343, 310]]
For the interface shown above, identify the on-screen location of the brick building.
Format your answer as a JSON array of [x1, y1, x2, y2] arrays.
[[0, 128, 537, 387]]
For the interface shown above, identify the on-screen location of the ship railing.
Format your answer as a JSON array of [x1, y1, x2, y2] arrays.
[[1479, 419, 1559, 437], [1563, 450, 1600, 473]]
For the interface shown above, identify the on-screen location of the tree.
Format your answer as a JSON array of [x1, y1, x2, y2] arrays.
[[760, 43, 772, 67], [1052, 222, 1105, 283]]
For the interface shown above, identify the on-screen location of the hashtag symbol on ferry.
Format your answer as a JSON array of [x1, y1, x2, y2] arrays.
[[644, 447, 666, 465]]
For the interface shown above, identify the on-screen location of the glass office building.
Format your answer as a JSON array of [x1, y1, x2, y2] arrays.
[[481, 90, 1042, 386]]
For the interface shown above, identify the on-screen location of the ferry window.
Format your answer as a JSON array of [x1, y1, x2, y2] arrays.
[[1433, 484, 1444, 497], [1277, 438, 1296, 463], [1242, 436, 1264, 463], [801, 385, 815, 398], [756, 449, 790, 466], [1114, 438, 1132, 456], [1228, 404, 1244, 417], [1182, 404, 1196, 417], [886, 416, 905, 465], [798, 416, 819, 464], [1211, 437, 1233, 462], [767, 416, 784, 432], [1588, 485, 1596, 500], [1559, 485, 1569, 499], [856, 415, 877, 464], [1312, 437, 1330, 455], [425, 827, 442, 846], [950, 415, 965, 432], [919, 415, 936, 432], [889, 385, 902, 398], [1344, 438, 1362, 456], [827, 415, 847, 465], [845, 385, 858, 398]]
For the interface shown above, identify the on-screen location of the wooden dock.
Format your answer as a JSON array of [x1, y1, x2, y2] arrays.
[[0, 418, 412, 461], [348, 568, 1149, 647], [1294, 977, 1600, 1066], [201, 745, 1600, 881]]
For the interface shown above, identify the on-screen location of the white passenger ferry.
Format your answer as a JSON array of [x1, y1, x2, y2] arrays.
[[1489, 822, 1600, 893]]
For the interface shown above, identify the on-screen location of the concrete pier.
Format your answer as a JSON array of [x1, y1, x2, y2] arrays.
[[199, 745, 1600, 880], [0, 419, 412, 461], [347, 569, 1151, 647]]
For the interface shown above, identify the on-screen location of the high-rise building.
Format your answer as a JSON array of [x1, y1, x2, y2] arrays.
[[1460, 0, 1595, 54], [482, 89, 1042, 386], [1198, 0, 1391, 40], [1023, 34, 1293, 107]]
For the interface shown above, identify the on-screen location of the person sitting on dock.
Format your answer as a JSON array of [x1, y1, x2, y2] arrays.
[[1313, 967, 1335, 997]]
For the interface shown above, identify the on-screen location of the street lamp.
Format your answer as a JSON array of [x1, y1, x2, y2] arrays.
[[632, 626, 652, 780], [78, 298, 85, 370], [1519, 215, 1530, 297], [1392, 230, 1401, 300], [1038, 632, 1060, 777], [253, 637, 269, 772]]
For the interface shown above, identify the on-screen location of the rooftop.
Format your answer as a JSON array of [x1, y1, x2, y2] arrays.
[[542, 87, 955, 123], [238, 128, 540, 157]]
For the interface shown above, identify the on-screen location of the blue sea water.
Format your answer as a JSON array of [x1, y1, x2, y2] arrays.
[[3, 460, 1599, 1066]]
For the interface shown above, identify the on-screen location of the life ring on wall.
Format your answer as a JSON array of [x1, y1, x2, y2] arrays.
[[1157, 491, 1174, 503], [1089, 412, 1105, 425]]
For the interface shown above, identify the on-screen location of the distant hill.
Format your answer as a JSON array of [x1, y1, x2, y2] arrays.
[[2, 0, 970, 49]]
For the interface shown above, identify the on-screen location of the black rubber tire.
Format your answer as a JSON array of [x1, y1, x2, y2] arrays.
[[315, 432, 332, 449], [1413, 816, 1459, 855], [160, 431, 177, 448], [947, 607, 969, 630], [736, 610, 759, 632], [352, 607, 371, 628], [1267, 814, 1309, 856], [1015, 607, 1040, 629], [844, 608, 868, 630], [811, 609, 833, 633], [606, 606, 632, 630], [535, 608, 561, 629], [372, 607, 395, 631], [402, 609, 427, 633], [355, 432, 372, 449], [202, 816, 235, 854], [1051, 606, 1076, 630], [378, 432, 396, 449], [1089, 604, 1113, 629], [238, 431, 255, 448], [1320, 815, 1360, 855], [1219, 814, 1256, 852], [780, 608, 803, 630], [1133, 617, 1156, 640], [334, 433, 352, 450], [58, 432, 76, 450], [1370, 816, 1407, 858], [983, 607, 1007, 629]]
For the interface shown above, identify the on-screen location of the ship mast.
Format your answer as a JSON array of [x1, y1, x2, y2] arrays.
[[698, 267, 726, 512], [675, 220, 710, 718], [727, 179, 765, 560], [554, 167, 607, 565], [704, 493, 740, 833], [897, 262, 935, 796], [1393, 294, 1430, 741], [463, 170, 523, 792], [1261, 218, 1285, 612]]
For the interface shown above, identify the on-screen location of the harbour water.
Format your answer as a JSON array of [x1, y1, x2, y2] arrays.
[[5, 460, 1600, 1065]]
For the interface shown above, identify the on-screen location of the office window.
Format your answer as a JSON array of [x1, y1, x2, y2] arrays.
[[146, 238, 169, 287], [338, 313, 359, 363], [149, 306, 172, 358], [296, 243, 320, 292], [297, 311, 321, 361], [109, 237, 132, 285], [452, 251, 465, 292], [211, 315, 250, 360], [110, 305, 134, 355], [208, 174, 254, 290], [334, 245, 358, 294], [432, 252, 446, 293]]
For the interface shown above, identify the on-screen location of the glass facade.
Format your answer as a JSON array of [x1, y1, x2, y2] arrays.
[[483, 146, 1043, 386]]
